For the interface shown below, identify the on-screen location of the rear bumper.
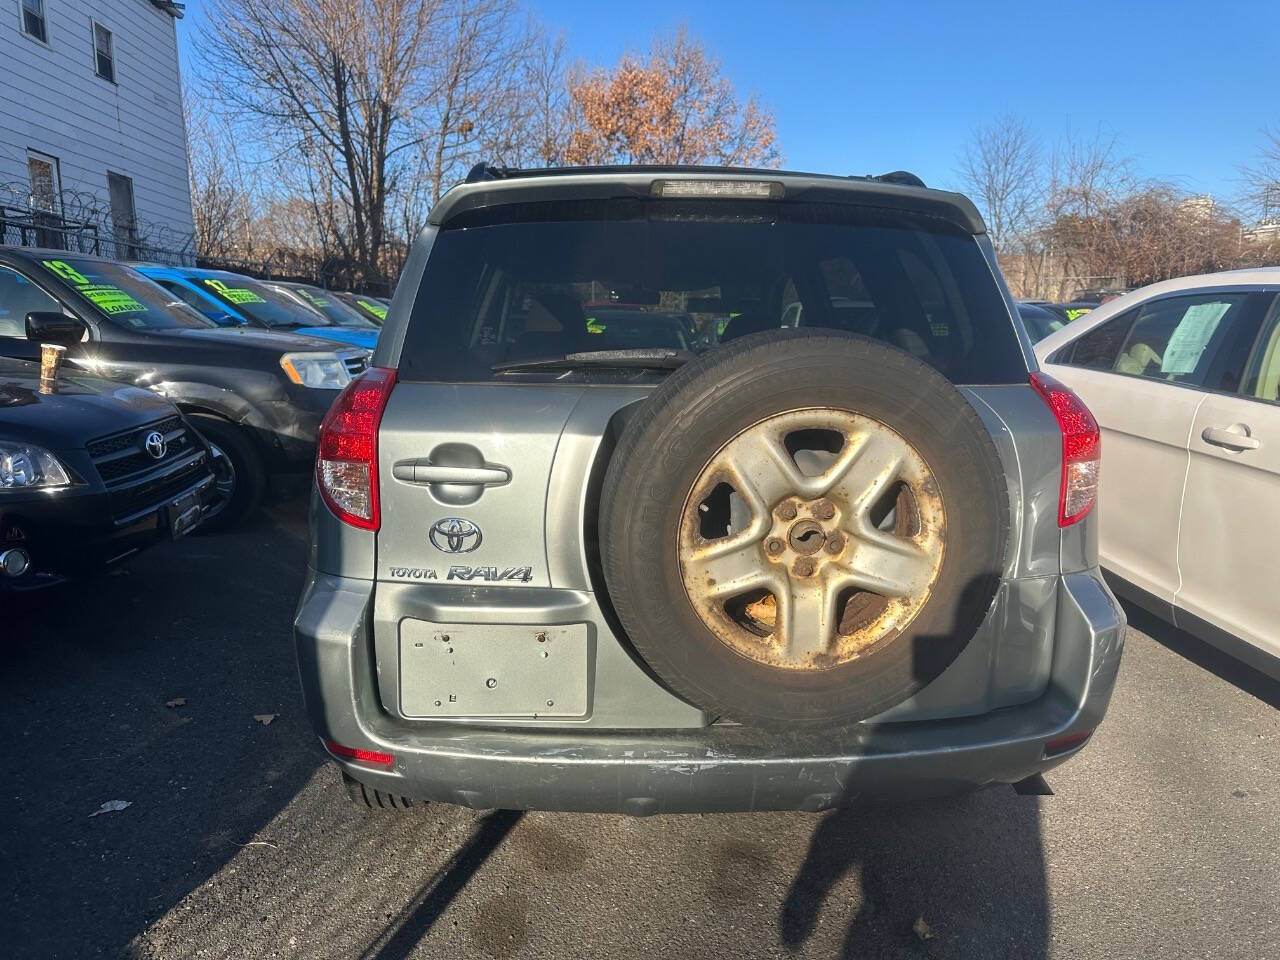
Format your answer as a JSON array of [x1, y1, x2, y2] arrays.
[[293, 569, 1125, 814]]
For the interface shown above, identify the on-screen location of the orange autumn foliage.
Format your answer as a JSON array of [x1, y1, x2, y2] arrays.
[[563, 28, 779, 168]]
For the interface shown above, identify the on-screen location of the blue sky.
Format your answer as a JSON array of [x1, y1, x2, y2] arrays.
[[177, 0, 1277, 203]]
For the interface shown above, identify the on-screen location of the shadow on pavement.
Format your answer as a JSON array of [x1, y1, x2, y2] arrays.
[[0, 501, 318, 960], [782, 793, 1049, 958], [1121, 601, 1280, 709], [359, 809, 525, 960]]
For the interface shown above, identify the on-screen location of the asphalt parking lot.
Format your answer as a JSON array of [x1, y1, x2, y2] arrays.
[[2, 498, 1278, 960]]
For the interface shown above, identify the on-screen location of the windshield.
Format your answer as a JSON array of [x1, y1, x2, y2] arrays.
[[398, 199, 1028, 384], [39, 259, 214, 330], [196, 274, 332, 328], [1017, 303, 1065, 343], [287, 285, 375, 327]]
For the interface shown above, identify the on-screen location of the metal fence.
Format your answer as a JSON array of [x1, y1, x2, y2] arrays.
[[0, 202, 195, 266], [0, 183, 398, 296]]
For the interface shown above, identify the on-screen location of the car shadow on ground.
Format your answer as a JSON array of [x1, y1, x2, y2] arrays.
[[781, 793, 1048, 958], [1120, 601, 1280, 709], [0, 500, 319, 959]]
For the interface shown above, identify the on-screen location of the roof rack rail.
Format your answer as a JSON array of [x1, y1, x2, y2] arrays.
[[464, 162, 506, 183], [870, 170, 926, 188]]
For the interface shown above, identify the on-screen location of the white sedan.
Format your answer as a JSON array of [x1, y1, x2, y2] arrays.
[[1035, 267, 1280, 679]]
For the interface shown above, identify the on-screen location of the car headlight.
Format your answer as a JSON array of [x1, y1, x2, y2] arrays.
[[0, 441, 73, 490], [279, 352, 352, 389]]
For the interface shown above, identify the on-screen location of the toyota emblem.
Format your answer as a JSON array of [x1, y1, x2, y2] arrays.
[[429, 517, 482, 553], [143, 430, 167, 460]]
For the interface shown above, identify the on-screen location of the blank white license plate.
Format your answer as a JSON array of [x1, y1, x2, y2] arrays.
[[399, 620, 589, 719]]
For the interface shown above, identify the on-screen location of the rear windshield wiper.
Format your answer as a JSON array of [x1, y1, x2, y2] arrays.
[[492, 349, 694, 373]]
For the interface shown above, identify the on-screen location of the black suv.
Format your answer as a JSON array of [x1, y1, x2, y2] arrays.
[[0, 248, 369, 528]]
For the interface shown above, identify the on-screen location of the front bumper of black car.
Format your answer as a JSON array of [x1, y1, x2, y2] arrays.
[[0, 451, 215, 591]]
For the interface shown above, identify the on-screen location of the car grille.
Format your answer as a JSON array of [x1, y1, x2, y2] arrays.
[[86, 415, 208, 521], [88, 416, 195, 484], [342, 353, 370, 377], [108, 457, 209, 522]]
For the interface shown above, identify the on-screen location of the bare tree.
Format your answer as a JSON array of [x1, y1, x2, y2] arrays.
[[199, 0, 442, 282], [1242, 125, 1280, 223], [415, 0, 537, 209], [184, 83, 261, 260], [957, 114, 1043, 254]]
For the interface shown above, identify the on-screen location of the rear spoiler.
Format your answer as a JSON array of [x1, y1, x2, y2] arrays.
[[429, 166, 987, 235]]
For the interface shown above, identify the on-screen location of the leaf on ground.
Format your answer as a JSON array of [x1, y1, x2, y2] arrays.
[[253, 713, 279, 725], [913, 916, 935, 941], [166, 697, 187, 708], [89, 800, 131, 818]]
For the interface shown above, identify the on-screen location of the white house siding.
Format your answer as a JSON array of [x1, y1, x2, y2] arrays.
[[0, 0, 194, 254]]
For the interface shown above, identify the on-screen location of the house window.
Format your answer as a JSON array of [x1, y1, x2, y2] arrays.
[[27, 150, 61, 214], [93, 21, 115, 83], [20, 0, 46, 43]]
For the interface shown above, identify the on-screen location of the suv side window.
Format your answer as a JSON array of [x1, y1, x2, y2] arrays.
[[154, 278, 232, 324], [0, 265, 62, 338], [1242, 294, 1280, 405], [1064, 292, 1255, 390]]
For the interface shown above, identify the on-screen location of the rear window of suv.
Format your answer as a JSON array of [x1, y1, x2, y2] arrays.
[[399, 199, 1028, 384]]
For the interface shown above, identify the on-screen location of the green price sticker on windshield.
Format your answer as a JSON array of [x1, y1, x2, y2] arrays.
[[299, 289, 331, 308], [357, 299, 387, 320], [203, 278, 265, 305], [80, 284, 144, 315], [586, 318, 606, 334], [41, 260, 144, 315]]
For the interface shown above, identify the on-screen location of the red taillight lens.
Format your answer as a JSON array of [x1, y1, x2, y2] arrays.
[[315, 366, 396, 530], [324, 739, 395, 768], [1044, 728, 1094, 756], [1030, 372, 1100, 527]]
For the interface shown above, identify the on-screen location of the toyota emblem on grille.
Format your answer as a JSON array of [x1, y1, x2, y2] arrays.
[[143, 430, 167, 460], [429, 518, 482, 553]]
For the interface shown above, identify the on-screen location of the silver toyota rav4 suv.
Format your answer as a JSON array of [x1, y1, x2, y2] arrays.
[[294, 164, 1126, 814]]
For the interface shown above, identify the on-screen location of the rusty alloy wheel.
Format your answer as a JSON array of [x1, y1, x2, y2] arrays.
[[678, 408, 945, 670]]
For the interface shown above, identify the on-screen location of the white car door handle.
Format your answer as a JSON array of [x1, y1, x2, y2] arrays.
[[1201, 424, 1260, 451]]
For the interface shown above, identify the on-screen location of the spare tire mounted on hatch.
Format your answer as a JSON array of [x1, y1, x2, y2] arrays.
[[599, 329, 1009, 727]]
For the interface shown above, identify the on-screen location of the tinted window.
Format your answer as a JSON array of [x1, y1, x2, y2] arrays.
[[38, 259, 211, 330], [154, 279, 241, 326], [1017, 303, 1064, 343], [400, 199, 1027, 384], [1242, 294, 1280, 405], [0, 265, 61, 338], [1064, 292, 1258, 390], [197, 275, 331, 328], [287, 285, 374, 327]]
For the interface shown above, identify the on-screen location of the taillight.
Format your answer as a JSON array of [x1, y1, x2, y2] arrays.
[[1044, 728, 1093, 756], [1029, 372, 1100, 527], [324, 739, 394, 768], [315, 366, 396, 530]]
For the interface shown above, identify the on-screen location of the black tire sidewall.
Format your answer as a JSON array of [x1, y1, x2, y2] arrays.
[[600, 331, 1009, 726], [187, 414, 264, 532]]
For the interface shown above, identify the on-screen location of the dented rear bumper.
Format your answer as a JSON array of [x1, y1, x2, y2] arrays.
[[294, 568, 1124, 814]]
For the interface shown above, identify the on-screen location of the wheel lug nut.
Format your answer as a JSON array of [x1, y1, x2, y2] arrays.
[[766, 538, 785, 556], [825, 534, 845, 554], [778, 502, 797, 521], [814, 499, 836, 520], [793, 558, 815, 577]]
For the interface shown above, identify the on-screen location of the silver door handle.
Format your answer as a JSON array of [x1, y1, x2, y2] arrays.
[[1201, 425, 1260, 451], [391, 461, 511, 486]]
